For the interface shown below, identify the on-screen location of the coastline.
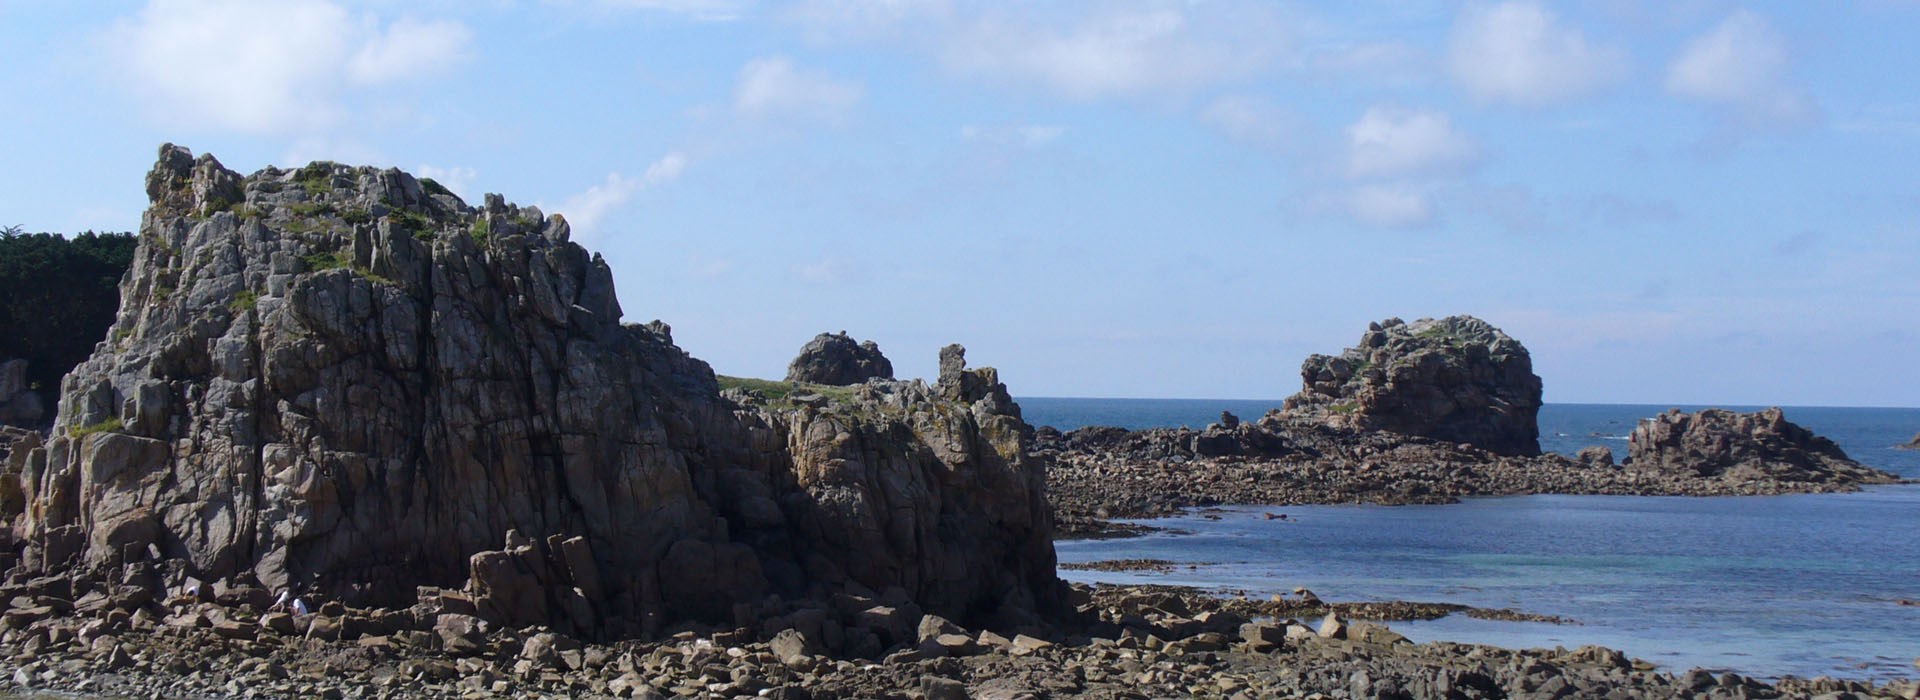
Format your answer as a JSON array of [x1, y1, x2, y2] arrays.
[[3, 581, 1915, 700], [1052, 486, 1920, 685]]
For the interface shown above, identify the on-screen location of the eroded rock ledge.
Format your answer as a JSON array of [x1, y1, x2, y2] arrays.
[[0, 145, 1064, 642]]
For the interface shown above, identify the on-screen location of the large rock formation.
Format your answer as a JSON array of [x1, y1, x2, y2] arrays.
[[1625, 407, 1895, 484], [1282, 316, 1543, 456], [1899, 432, 1920, 451], [784, 332, 893, 385], [0, 359, 44, 428], [1, 145, 1061, 640]]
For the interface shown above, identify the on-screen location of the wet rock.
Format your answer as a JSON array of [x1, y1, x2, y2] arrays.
[[784, 332, 894, 385]]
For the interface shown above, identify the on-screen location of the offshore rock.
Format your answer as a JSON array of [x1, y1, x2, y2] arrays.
[[1624, 407, 1894, 484], [4, 145, 1062, 639], [1899, 432, 1920, 450], [784, 332, 893, 386], [1282, 316, 1543, 456]]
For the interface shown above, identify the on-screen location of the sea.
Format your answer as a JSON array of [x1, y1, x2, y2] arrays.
[[1022, 398, 1920, 681]]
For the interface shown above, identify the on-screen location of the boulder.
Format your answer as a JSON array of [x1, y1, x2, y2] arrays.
[[6, 145, 1065, 641], [1625, 408, 1895, 484], [1575, 446, 1614, 467], [784, 332, 894, 385], [1281, 316, 1543, 456]]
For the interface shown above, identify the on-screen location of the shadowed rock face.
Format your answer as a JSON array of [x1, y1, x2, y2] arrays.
[[2, 145, 1062, 639], [1281, 316, 1543, 456], [0, 359, 44, 428], [785, 332, 893, 385], [1625, 407, 1888, 483]]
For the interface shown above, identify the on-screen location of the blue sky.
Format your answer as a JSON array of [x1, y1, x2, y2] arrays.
[[2, 1, 1917, 406]]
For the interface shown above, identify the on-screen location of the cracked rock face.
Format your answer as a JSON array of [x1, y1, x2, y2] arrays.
[[4, 145, 1062, 639], [784, 332, 894, 386], [1282, 316, 1544, 456]]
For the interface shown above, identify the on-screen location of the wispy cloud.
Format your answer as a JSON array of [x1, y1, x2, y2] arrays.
[[1345, 107, 1478, 179], [1666, 10, 1816, 128], [556, 152, 689, 244], [1447, 1, 1625, 107], [104, 0, 472, 134], [734, 56, 864, 124]]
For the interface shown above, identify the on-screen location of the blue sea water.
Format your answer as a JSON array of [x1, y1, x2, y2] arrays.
[[1023, 398, 1920, 681]]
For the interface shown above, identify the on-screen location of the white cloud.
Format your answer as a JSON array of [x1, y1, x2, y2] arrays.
[[1665, 10, 1815, 126], [959, 124, 1065, 147], [938, 3, 1289, 101], [105, 0, 472, 134], [1200, 95, 1298, 150], [578, 0, 750, 21], [414, 165, 478, 201], [1344, 107, 1478, 179], [556, 152, 689, 242], [1447, 1, 1625, 106], [349, 17, 472, 86], [1345, 185, 1435, 229], [733, 56, 864, 123], [1299, 42, 1427, 85], [793, 257, 856, 284]]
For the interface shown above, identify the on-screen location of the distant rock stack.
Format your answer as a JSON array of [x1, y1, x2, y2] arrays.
[[1625, 407, 1893, 484], [1281, 316, 1544, 456], [1900, 432, 1920, 451], [0, 145, 1064, 640], [784, 332, 893, 385]]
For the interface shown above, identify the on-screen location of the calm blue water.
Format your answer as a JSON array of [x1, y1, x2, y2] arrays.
[[1028, 398, 1920, 680]]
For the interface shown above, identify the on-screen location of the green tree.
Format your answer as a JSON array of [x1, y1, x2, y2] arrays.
[[0, 228, 138, 393]]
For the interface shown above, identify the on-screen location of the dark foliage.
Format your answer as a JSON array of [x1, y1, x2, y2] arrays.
[[0, 227, 138, 392]]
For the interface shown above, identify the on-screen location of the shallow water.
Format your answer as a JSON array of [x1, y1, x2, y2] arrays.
[[1057, 489, 1920, 680], [1034, 398, 1920, 680]]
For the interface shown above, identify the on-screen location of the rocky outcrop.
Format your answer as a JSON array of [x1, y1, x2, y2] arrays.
[[1625, 408, 1896, 485], [0, 359, 44, 428], [784, 332, 894, 385], [1, 145, 1062, 641], [1282, 316, 1543, 456], [1899, 432, 1920, 451]]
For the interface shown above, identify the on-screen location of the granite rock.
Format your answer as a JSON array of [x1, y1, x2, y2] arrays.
[[1282, 316, 1544, 456], [4, 145, 1063, 640], [784, 332, 894, 386], [1625, 407, 1892, 484]]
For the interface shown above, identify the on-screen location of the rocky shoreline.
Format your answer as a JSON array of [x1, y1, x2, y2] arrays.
[[1, 149, 1914, 698], [1041, 317, 1904, 537], [2, 579, 1915, 700]]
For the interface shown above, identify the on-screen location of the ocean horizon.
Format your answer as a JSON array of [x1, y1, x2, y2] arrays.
[[1032, 397, 1920, 680]]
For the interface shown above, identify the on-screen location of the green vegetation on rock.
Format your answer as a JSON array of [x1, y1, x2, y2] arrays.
[[717, 375, 857, 408], [68, 417, 122, 438], [227, 290, 259, 313]]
